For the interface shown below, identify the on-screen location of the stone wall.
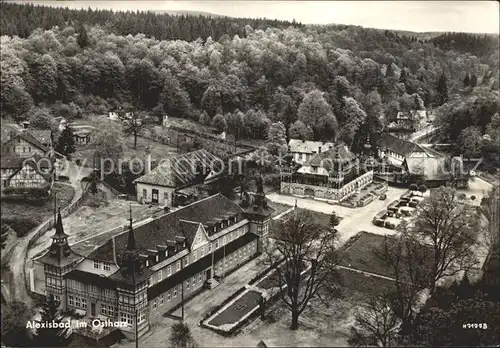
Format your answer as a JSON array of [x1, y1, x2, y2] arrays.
[[281, 171, 374, 202]]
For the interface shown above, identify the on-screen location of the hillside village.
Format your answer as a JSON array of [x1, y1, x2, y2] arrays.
[[1, 2, 499, 348]]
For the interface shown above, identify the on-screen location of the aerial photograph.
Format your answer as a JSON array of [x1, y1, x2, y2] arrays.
[[0, 0, 499, 347]]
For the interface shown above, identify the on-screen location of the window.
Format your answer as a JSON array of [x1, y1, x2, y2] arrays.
[[142, 189, 147, 199], [167, 265, 171, 276], [104, 289, 114, 298], [138, 311, 146, 324], [28, 147, 31, 152], [215, 240, 219, 249], [160, 294, 164, 306], [157, 270, 163, 283], [120, 312, 133, 325], [81, 299, 87, 309], [208, 243, 212, 253], [229, 255, 232, 264], [152, 299, 157, 310], [103, 263, 111, 271], [164, 192, 169, 201], [156, 255, 159, 262], [176, 261, 180, 271], [93, 261, 100, 269], [68, 296, 74, 307], [167, 290, 172, 301], [198, 273, 202, 283], [186, 278, 190, 289], [173, 286, 178, 297], [193, 251, 197, 262], [197, 234, 202, 242], [201, 246, 204, 256], [146, 260, 149, 267], [183, 257, 189, 267], [223, 236, 226, 245], [101, 304, 116, 317]]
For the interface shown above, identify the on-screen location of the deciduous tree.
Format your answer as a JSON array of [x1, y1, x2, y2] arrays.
[[34, 295, 68, 347], [265, 210, 342, 330]]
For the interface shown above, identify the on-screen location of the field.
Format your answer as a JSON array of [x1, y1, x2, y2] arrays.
[[1, 183, 75, 237]]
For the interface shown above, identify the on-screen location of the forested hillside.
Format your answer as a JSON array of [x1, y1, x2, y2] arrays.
[[1, 2, 499, 156]]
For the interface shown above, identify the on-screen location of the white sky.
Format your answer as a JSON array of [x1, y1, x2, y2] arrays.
[[12, 1, 500, 34]]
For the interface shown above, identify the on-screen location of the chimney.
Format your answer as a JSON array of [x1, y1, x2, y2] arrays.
[[21, 121, 30, 130]]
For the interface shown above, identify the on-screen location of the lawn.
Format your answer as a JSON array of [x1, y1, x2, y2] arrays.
[[339, 231, 396, 278], [338, 267, 396, 300], [208, 290, 262, 327], [1, 183, 75, 237]]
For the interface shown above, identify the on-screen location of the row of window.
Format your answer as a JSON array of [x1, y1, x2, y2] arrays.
[[46, 276, 63, 288], [151, 271, 205, 311], [101, 304, 116, 317], [68, 295, 87, 309], [215, 241, 256, 272], [119, 311, 147, 325], [118, 291, 147, 306], [149, 225, 249, 287], [93, 260, 112, 271], [67, 279, 116, 298], [5, 146, 33, 153]]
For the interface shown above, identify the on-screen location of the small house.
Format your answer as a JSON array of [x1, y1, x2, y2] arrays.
[[108, 111, 119, 120], [288, 139, 335, 165]]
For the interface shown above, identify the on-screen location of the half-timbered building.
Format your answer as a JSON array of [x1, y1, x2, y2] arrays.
[[35, 187, 274, 339]]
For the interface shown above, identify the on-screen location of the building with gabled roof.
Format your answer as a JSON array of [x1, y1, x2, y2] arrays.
[[377, 133, 442, 167], [281, 144, 374, 202], [33, 193, 274, 339], [134, 149, 223, 206], [288, 139, 335, 164]]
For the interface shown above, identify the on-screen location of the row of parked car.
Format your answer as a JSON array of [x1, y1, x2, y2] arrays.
[[372, 191, 425, 229]]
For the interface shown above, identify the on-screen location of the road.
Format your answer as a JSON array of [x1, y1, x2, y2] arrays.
[[267, 186, 407, 244], [5, 161, 92, 304]]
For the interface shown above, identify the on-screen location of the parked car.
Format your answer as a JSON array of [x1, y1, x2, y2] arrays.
[[379, 193, 387, 200]]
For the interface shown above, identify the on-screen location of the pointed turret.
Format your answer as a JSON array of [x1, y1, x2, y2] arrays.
[[126, 203, 136, 251], [36, 207, 82, 268]]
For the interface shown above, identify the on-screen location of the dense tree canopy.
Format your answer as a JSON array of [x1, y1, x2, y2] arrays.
[[0, 2, 498, 152]]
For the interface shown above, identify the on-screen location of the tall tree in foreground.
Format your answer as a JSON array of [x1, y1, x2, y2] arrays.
[[348, 295, 401, 347], [34, 295, 68, 347], [169, 321, 197, 348], [376, 233, 430, 332], [410, 187, 480, 294], [265, 210, 342, 330]]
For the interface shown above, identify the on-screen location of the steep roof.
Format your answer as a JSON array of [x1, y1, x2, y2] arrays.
[[2, 127, 49, 153], [306, 144, 356, 167], [1, 123, 22, 144], [29, 129, 52, 145], [288, 139, 335, 154], [378, 133, 425, 156], [0, 156, 25, 169], [404, 157, 452, 180], [87, 194, 244, 263], [133, 149, 222, 188]]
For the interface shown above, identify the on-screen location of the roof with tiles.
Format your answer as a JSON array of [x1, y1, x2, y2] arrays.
[[306, 144, 356, 167], [288, 139, 335, 154], [378, 133, 426, 156], [87, 194, 244, 264], [133, 149, 222, 188]]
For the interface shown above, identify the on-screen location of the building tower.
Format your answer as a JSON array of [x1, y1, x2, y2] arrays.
[[37, 208, 82, 307], [110, 205, 151, 340], [241, 176, 275, 253]]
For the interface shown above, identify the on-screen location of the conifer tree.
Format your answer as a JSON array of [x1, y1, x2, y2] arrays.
[[463, 73, 470, 87], [77, 23, 89, 48], [436, 73, 449, 106], [470, 73, 478, 87], [56, 127, 76, 157], [35, 295, 69, 347]]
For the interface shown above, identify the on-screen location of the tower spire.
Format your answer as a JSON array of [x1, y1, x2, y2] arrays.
[[126, 203, 136, 251], [54, 207, 68, 238]]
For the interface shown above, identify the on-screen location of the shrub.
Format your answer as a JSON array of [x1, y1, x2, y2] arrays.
[[2, 218, 39, 237], [384, 221, 396, 229], [3, 186, 50, 201]]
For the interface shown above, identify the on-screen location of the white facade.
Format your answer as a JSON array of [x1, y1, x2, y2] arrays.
[[136, 182, 174, 206]]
